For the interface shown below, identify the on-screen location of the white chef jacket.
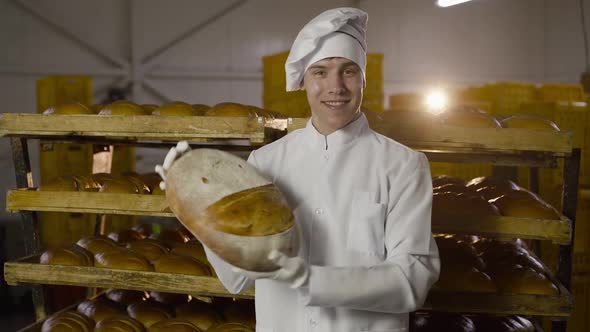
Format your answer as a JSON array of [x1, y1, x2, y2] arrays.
[[205, 113, 440, 332]]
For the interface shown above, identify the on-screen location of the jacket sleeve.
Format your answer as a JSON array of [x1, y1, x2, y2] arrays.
[[203, 246, 255, 294], [301, 153, 440, 313], [200, 150, 263, 294]]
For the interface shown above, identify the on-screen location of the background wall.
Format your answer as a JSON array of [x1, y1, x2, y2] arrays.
[[0, 0, 588, 229]]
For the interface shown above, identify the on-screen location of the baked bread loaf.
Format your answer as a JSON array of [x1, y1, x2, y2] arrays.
[[432, 175, 468, 187], [141, 104, 158, 113], [148, 318, 203, 332], [148, 228, 191, 247], [501, 114, 560, 131], [138, 173, 164, 194], [99, 178, 141, 194], [413, 313, 475, 332], [127, 239, 170, 262], [77, 298, 126, 322], [149, 291, 191, 306], [171, 241, 208, 263], [106, 289, 147, 305], [127, 301, 172, 327], [492, 265, 559, 295], [175, 301, 223, 331], [108, 229, 146, 244], [40, 244, 94, 266], [152, 102, 200, 116], [39, 176, 80, 191], [43, 102, 94, 115], [153, 253, 211, 276], [76, 236, 119, 255], [95, 248, 154, 271], [222, 299, 256, 328], [191, 104, 210, 115], [441, 106, 501, 128], [206, 323, 255, 332], [41, 310, 95, 332], [94, 316, 146, 332], [98, 101, 147, 115], [489, 189, 560, 219], [432, 192, 501, 223], [205, 102, 257, 117], [473, 315, 534, 332]]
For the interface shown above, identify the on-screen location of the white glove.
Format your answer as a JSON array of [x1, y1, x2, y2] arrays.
[[232, 250, 310, 289], [154, 141, 191, 190]]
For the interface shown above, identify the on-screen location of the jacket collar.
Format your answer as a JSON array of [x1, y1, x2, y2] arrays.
[[304, 112, 368, 150]]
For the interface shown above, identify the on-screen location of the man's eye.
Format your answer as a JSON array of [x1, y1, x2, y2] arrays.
[[344, 69, 358, 76], [313, 70, 326, 77]]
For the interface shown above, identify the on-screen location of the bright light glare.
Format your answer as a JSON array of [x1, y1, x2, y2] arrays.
[[425, 91, 447, 114], [437, 0, 473, 7]]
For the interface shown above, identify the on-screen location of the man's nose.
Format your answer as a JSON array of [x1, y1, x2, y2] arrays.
[[327, 74, 346, 94]]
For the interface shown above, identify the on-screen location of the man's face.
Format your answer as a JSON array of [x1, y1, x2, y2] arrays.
[[302, 57, 364, 135]]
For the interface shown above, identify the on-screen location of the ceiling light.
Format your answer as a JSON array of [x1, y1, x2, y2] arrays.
[[437, 0, 473, 7]]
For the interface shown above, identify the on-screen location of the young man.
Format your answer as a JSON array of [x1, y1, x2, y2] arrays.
[[157, 7, 439, 332]]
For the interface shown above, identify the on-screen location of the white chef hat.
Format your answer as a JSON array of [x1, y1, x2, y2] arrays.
[[285, 7, 368, 91]]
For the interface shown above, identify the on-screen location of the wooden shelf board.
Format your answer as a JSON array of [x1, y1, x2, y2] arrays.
[[4, 255, 254, 300], [288, 118, 573, 155], [0, 114, 278, 143], [432, 215, 572, 245], [6, 190, 571, 243], [4, 256, 571, 317]]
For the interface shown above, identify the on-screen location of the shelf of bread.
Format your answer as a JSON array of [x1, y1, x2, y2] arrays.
[[4, 255, 255, 300], [4, 254, 572, 317], [6, 188, 572, 244], [7, 189, 173, 217], [286, 109, 574, 156], [0, 113, 290, 144]]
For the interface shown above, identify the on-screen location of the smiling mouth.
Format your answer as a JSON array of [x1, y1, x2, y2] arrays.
[[322, 101, 349, 106]]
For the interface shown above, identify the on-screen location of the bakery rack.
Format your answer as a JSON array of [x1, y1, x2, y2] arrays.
[[1, 114, 581, 331]]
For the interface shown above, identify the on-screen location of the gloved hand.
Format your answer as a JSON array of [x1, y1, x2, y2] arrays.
[[232, 250, 310, 289], [154, 141, 191, 190]]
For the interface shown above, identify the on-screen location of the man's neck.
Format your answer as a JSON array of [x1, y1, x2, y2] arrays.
[[311, 111, 362, 136]]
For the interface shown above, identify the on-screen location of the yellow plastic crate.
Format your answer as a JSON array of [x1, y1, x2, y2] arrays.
[[36, 76, 93, 113], [540, 83, 586, 102], [487, 82, 538, 115], [264, 91, 310, 118]]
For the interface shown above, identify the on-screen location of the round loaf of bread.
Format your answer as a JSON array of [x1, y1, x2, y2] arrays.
[[434, 266, 496, 293], [175, 301, 223, 331], [433, 183, 474, 195], [76, 236, 119, 255], [127, 301, 172, 327], [191, 104, 210, 115], [106, 289, 147, 306], [206, 323, 254, 332], [122, 172, 151, 194], [149, 291, 191, 306], [432, 192, 501, 223], [39, 176, 79, 191], [108, 229, 145, 245], [141, 104, 158, 113], [148, 228, 191, 247], [441, 107, 501, 128], [501, 114, 560, 131], [99, 178, 141, 194], [222, 300, 255, 328], [138, 173, 164, 194], [153, 253, 211, 276], [127, 239, 170, 262], [95, 248, 154, 271], [40, 244, 94, 266], [413, 313, 475, 332], [491, 265, 559, 295], [77, 298, 126, 322], [95, 316, 146, 332], [489, 189, 560, 219], [98, 101, 147, 115], [171, 241, 207, 263], [432, 175, 468, 188], [152, 102, 200, 116], [43, 102, 94, 115], [148, 319, 203, 332], [41, 310, 95, 332], [205, 102, 257, 117]]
